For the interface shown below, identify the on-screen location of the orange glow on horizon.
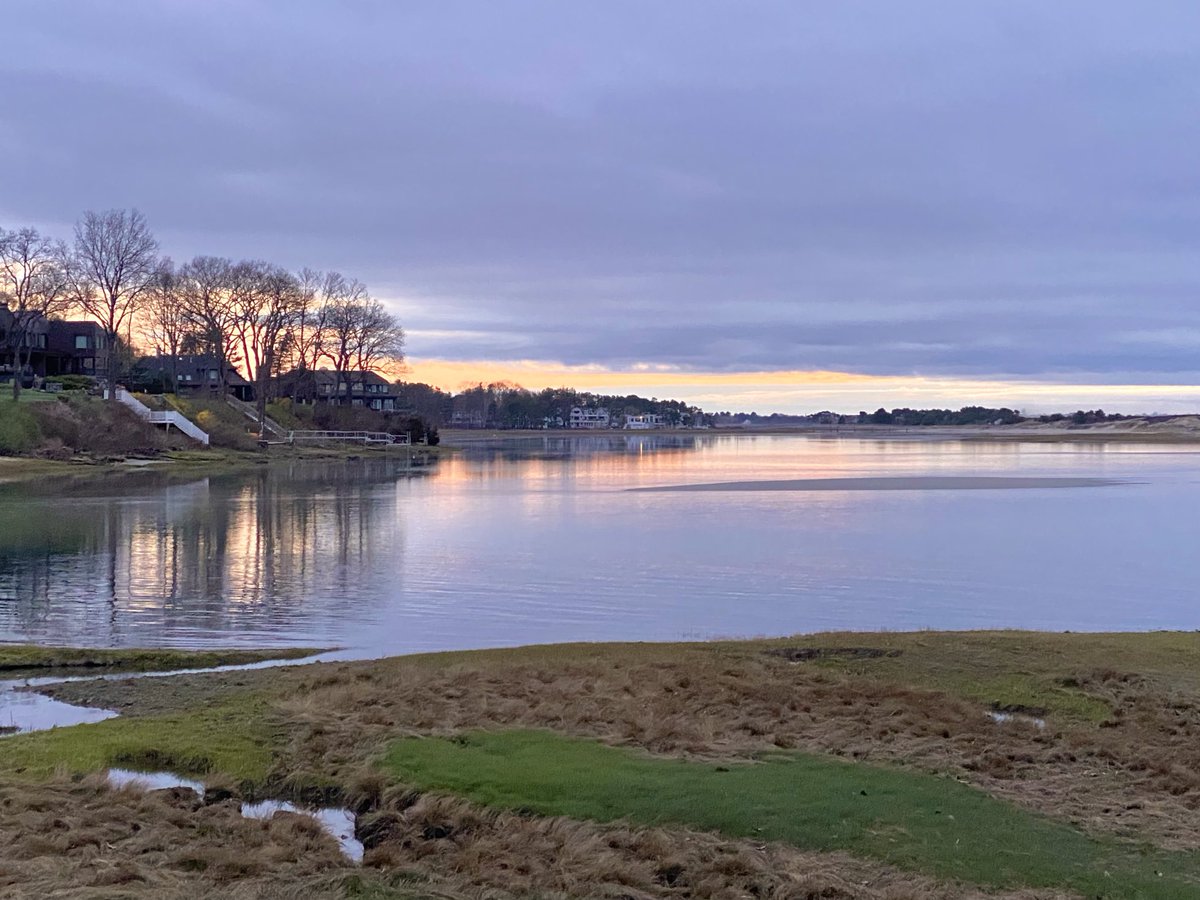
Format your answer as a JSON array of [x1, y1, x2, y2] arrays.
[[400, 357, 1200, 415]]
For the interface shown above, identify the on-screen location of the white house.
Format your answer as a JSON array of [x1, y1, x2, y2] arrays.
[[624, 413, 665, 430], [569, 406, 610, 429]]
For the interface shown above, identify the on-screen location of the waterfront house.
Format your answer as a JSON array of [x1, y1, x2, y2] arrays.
[[277, 368, 398, 411], [624, 413, 665, 430], [0, 304, 106, 384], [569, 406, 610, 429], [135, 354, 255, 401]]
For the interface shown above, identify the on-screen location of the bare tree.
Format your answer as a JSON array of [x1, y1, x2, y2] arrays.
[[229, 261, 306, 431], [142, 258, 187, 390], [275, 267, 328, 404], [352, 296, 405, 380], [0, 227, 70, 400], [318, 283, 405, 405], [68, 209, 160, 402], [177, 255, 238, 395]]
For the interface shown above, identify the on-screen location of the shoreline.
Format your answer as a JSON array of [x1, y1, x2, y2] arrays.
[[440, 420, 1200, 444], [0, 442, 442, 486]]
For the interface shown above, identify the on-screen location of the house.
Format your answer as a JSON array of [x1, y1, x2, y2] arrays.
[[449, 409, 486, 427], [45, 320, 107, 377], [135, 354, 255, 401], [569, 406, 610, 429], [277, 368, 398, 411], [0, 303, 107, 383], [624, 413, 664, 430]]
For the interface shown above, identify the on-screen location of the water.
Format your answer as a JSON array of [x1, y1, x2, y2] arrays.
[[1, 435, 1198, 658], [107, 769, 363, 861]]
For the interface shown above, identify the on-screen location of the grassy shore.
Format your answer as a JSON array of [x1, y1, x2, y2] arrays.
[[0, 441, 440, 490], [0, 644, 323, 674], [5, 631, 1200, 898]]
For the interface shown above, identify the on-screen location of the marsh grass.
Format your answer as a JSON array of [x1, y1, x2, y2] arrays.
[[14, 631, 1200, 896], [0, 776, 451, 900], [0, 644, 321, 673], [382, 729, 1200, 897]]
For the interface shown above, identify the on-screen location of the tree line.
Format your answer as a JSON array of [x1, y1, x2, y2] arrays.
[[0, 210, 404, 426], [423, 382, 707, 429]]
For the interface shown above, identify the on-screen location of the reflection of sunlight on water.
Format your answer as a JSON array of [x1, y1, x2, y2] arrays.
[[0, 436, 1198, 653]]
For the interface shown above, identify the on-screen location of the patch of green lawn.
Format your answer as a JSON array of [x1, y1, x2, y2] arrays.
[[382, 729, 1200, 898], [0, 698, 276, 783]]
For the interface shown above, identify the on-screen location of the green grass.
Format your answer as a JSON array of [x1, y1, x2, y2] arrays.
[[11, 391, 57, 403], [0, 699, 276, 783], [0, 644, 322, 673], [0, 400, 42, 453], [382, 729, 1200, 898]]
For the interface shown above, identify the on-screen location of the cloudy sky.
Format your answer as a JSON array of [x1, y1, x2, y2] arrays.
[[4, 1, 1200, 412]]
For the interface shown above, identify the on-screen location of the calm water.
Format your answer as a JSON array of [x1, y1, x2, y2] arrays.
[[1, 434, 1198, 657]]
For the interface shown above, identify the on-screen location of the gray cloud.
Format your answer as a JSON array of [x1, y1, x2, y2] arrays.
[[3, 1, 1200, 380]]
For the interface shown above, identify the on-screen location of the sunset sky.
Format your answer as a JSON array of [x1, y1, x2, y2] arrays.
[[5, 2, 1200, 413]]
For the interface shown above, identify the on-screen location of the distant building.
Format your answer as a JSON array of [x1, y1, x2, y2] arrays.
[[277, 368, 398, 410], [136, 354, 255, 401], [569, 406, 610, 429], [449, 409, 485, 428], [624, 413, 664, 430]]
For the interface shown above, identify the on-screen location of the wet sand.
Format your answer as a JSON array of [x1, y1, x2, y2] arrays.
[[629, 475, 1129, 492]]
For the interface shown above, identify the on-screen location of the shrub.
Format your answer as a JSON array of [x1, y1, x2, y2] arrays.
[[54, 374, 95, 392], [0, 402, 42, 454]]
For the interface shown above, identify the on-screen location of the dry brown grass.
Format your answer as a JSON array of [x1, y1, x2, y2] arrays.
[[34, 635, 1200, 896], [0, 776, 366, 899], [257, 649, 1200, 852], [0, 777, 1071, 900], [356, 789, 1075, 900]]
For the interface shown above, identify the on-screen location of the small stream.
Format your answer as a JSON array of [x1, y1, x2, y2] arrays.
[[108, 768, 363, 861]]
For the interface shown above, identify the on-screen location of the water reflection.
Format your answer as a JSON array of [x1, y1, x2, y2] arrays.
[[0, 436, 1198, 653], [0, 460, 424, 647]]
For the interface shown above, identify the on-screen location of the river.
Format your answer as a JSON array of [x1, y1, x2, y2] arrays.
[[1, 434, 1198, 657]]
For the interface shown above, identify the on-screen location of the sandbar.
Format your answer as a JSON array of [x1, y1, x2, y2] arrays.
[[629, 475, 1128, 492]]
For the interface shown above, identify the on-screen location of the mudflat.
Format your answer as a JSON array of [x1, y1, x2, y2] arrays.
[[629, 475, 1128, 492]]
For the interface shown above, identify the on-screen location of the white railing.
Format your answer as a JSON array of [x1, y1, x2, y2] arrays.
[[225, 396, 287, 437], [107, 389, 210, 446], [286, 430, 408, 446]]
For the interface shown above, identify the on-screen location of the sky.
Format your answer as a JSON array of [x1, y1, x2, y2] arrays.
[[3, 1, 1200, 414]]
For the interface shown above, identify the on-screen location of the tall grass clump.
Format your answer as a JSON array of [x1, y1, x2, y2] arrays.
[[0, 400, 42, 454]]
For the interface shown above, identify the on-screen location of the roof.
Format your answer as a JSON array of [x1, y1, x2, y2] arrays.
[[137, 354, 253, 387], [280, 368, 395, 388]]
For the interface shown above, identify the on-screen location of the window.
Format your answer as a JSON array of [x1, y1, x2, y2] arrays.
[[208, 370, 217, 381], [75, 335, 89, 350]]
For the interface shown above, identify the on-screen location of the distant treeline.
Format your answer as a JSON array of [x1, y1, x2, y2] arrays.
[[713, 407, 1138, 427], [395, 382, 706, 429]]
